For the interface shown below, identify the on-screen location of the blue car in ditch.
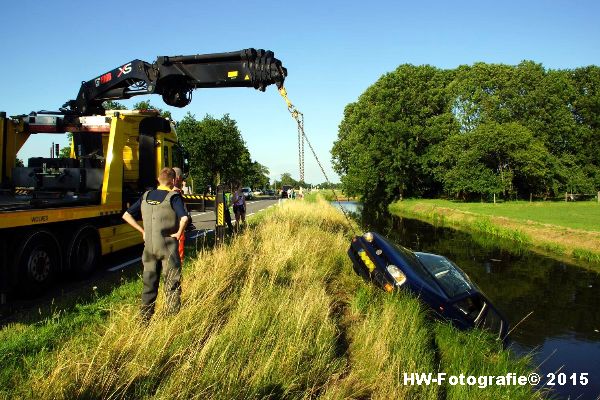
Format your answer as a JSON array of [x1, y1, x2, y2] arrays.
[[348, 232, 509, 340]]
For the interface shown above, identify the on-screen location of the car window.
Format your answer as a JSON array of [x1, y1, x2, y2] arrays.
[[415, 252, 474, 298], [391, 244, 438, 289]]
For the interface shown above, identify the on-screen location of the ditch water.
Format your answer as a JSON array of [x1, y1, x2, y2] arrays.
[[334, 201, 600, 399]]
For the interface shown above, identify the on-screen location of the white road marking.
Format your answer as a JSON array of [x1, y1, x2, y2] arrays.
[[190, 211, 211, 217], [187, 229, 214, 239], [108, 257, 142, 272]]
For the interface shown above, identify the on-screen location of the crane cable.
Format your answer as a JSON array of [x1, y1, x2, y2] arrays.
[[278, 87, 358, 236]]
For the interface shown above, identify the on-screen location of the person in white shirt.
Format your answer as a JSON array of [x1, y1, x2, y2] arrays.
[[182, 180, 192, 194]]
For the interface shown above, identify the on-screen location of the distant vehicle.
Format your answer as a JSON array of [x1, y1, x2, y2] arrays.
[[348, 232, 509, 340], [242, 187, 253, 200], [266, 189, 275, 196], [253, 189, 263, 196], [281, 185, 293, 198]]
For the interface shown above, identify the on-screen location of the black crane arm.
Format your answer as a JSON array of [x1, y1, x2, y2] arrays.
[[62, 48, 287, 115]]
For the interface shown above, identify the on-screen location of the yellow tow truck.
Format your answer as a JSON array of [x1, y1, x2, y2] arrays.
[[0, 49, 286, 300]]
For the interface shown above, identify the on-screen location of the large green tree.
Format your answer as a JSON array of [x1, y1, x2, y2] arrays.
[[333, 62, 600, 206], [279, 172, 298, 187], [431, 122, 553, 199], [176, 113, 254, 191], [332, 65, 454, 207], [246, 162, 270, 189]]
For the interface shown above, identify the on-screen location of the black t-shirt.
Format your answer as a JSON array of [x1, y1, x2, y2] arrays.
[[126, 189, 187, 220]]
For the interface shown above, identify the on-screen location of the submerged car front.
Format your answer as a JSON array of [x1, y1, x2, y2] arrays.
[[348, 232, 509, 340]]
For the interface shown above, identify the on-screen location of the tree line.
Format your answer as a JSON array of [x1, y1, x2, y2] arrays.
[[331, 62, 600, 207], [274, 172, 341, 190]]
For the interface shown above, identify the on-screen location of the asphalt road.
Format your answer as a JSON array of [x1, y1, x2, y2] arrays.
[[188, 197, 279, 232]]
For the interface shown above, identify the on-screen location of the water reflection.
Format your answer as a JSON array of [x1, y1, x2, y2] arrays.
[[334, 202, 600, 399]]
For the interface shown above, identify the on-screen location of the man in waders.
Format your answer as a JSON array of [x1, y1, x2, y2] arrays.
[[172, 167, 187, 263], [122, 168, 189, 322], [224, 184, 234, 232]]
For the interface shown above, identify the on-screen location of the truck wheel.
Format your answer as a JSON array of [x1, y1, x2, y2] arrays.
[[67, 226, 100, 277], [16, 231, 61, 295]]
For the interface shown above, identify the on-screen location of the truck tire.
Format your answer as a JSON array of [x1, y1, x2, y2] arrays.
[[16, 230, 61, 296], [66, 226, 100, 277]]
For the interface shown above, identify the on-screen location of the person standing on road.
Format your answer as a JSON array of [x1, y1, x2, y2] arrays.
[[122, 168, 189, 322], [232, 181, 246, 232], [224, 184, 234, 232], [182, 180, 191, 194], [172, 167, 188, 263]]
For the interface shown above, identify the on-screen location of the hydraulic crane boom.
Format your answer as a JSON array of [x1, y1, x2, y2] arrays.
[[62, 48, 287, 116]]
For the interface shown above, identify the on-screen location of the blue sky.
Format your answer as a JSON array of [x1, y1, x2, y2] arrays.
[[1, 0, 598, 184]]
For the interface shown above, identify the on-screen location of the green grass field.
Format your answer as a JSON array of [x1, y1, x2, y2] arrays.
[[399, 199, 600, 232], [0, 199, 538, 399], [390, 199, 600, 265]]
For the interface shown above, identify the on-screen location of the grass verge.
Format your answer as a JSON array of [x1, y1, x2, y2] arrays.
[[304, 189, 360, 203], [390, 199, 600, 267], [1, 198, 539, 399]]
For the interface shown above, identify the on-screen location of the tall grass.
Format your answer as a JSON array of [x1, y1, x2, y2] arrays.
[[321, 286, 440, 399], [1, 198, 539, 399], [434, 324, 542, 399]]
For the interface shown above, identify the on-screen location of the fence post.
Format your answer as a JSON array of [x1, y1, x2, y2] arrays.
[[598, 191, 600, 204], [493, 193, 496, 204]]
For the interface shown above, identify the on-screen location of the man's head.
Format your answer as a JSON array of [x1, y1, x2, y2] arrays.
[[172, 167, 183, 189], [182, 180, 187, 187], [157, 167, 176, 188]]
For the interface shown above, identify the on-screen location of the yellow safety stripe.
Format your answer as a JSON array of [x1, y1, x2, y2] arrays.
[[0, 206, 123, 229], [182, 195, 216, 201], [217, 203, 224, 225]]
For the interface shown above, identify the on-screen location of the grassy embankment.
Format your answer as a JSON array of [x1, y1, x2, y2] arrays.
[[304, 189, 360, 202], [1, 198, 539, 399], [390, 199, 600, 265]]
